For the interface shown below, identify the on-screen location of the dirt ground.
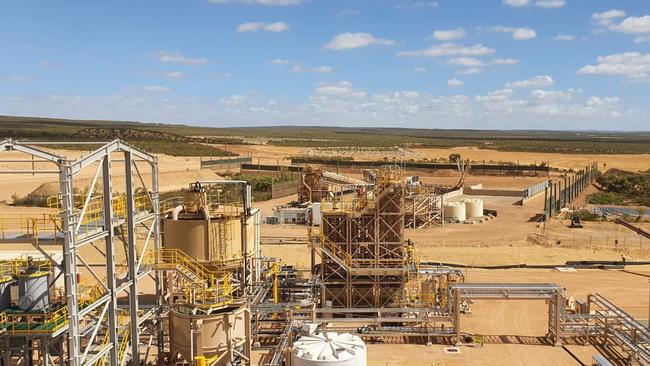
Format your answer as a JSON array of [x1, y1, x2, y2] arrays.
[[260, 189, 650, 266], [224, 144, 650, 172], [0, 148, 219, 202]]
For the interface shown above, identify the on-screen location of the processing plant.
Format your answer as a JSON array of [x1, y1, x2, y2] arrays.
[[0, 139, 647, 366]]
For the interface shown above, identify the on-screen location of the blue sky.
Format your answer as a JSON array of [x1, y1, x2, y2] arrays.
[[0, 0, 649, 130]]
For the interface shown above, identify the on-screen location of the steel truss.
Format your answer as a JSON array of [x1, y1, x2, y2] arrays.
[[0, 139, 163, 366], [404, 188, 442, 229], [449, 283, 566, 346], [318, 170, 410, 309]]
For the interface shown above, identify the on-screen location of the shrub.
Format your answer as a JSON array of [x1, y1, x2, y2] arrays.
[[11, 193, 49, 207]]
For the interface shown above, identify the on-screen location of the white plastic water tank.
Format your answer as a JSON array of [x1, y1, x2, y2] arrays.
[[311, 203, 322, 226], [291, 332, 367, 366], [463, 199, 484, 218], [444, 202, 466, 221]]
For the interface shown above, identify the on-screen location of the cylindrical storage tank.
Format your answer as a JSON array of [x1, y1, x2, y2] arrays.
[[17, 271, 49, 311], [464, 199, 484, 218], [0, 275, 13, 311], [163, 219, 208, 261], [170, 304, 250, 366], [292, 332, 367, 366], [444, 202, 466, 222]]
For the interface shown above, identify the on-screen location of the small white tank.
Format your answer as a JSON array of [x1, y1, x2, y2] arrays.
[[444, 202, 466, 221], [292, 332, 367, 366], [463, 199, 484, 218]]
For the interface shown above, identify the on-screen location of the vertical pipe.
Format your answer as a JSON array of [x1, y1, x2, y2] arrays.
[[124, 151, 140, 363], [102, 156, 119, 366]]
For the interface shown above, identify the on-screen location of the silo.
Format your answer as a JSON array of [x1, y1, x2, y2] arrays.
[[17, 271, 49, 311], [443, 202, 466, 222], [291, 332, 367, 366], [463, 199, 484, 218]]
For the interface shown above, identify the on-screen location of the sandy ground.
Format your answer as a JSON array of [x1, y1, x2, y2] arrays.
[[0, 148, 218, 201], [260, 189, 650, 267], [225, 144, 650, 172]]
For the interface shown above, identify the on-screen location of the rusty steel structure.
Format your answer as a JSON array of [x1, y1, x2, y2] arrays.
[[298, 166, 330, 204], [316, 167, 416, 308]]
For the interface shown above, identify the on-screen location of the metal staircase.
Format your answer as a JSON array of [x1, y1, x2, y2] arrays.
[[145, 248, 234, 308]]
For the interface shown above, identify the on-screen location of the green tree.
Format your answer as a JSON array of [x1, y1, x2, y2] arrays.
[[448, 153, 462, 163]]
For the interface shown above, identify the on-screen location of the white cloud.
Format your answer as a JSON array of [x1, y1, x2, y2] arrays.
[[237, 22, 264, 32], [312, 81, 367, 99], [264, 22, 290, 32], [530, 89, 576, 102], [157, 51, 208, 65], [505, 75, 555, 88], [513, 28, 537, 40], [291, 65, 333, 73], [448, 79, 464, 87], [592, 11, 650, 42], [270, 58, 291, 64], [143, 86, 172, 93], [397, 43, 495, 57], [491, 58, 519, 65], [592, 9, 626, 27], [164, 71, 185, 79], [2, 83, 640, 130], [413, 67, 427, 73], [503, 0, 529, 7], [449, 57, 486, 67], [394, 1, 439, 10], [448, 57, 518, 74], [209, 0, 301, 5], [237, 22, 289, 32], [535, 0, 565, 8], [487, 26, 537, 40], [433, 28, 466, 41], [634, 35, 650, 43], [476, 88, 514, 103], [554, 34, 575, 41], [503, 0, 565, 8], [612, 16, 650, 34], [459, 68, 482, 75], [578, 52, 650, 82], [323, 33, 396, 50]]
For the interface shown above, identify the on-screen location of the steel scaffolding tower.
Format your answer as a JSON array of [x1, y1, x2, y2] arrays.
[[317, 168, 410, 309], [0, 139, 163, 366]]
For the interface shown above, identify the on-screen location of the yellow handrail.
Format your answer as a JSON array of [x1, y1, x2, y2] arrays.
[[146, 248, 234, 308], [145, 248, 217, 286]]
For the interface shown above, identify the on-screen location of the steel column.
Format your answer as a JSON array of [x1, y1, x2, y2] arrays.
[[102, 156, 119, 366], [60, 162, 81, 366], [124, 151, 140, 363]]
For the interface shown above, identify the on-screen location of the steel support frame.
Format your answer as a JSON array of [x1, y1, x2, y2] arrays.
[[320, 178, 408, 309], [0, 139, 162, 366]]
